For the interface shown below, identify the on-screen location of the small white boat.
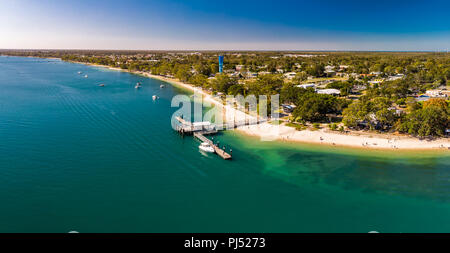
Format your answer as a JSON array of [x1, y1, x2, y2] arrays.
[[78, 71, 82, 74], [199, 142, 215, 153], [152, 95, 159, 100], [135, 84, 141, 89], [160, 84, 165, 88], [84, 74, 88, 78], [98, 84, 105, 87]]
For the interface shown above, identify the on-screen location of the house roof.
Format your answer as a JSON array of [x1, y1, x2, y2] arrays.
[[317, 89, 341, 95]]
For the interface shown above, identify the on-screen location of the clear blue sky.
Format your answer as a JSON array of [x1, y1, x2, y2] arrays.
[[1, 0, 450, 51]]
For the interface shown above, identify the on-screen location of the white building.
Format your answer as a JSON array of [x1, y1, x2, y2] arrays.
[[317, 89, 341, 95], [283, 72, 297, 79], [296, 83, 316, 89], [246, 72, 258, 78], [325, 65, 335, 71], [387, 74, 405, 81], [324, 70, 336, 76], [369, 80, 383, 85], [426, 89, 447, 97]]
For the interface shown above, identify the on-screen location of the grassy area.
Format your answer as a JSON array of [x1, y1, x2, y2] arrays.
[[285, 122, 306, 131]]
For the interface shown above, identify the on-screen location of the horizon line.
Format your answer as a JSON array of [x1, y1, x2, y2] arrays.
[[1, 48, 449, 53]]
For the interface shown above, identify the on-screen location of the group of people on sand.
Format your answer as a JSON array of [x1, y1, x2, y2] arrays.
[[361, 142, 383, 148], [387, 138, 399, 149], [319, 136, 336, 146], [439, 144, 449, 149]]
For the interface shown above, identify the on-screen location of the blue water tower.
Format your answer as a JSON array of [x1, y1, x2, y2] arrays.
[[218, 55, 224, 73]]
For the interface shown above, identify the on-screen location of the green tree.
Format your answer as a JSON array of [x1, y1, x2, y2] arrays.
[[255, 74, 283, 95], [397, 106, 449, 137], [209, 74, 237, 93], [227, 83, 245, 96], [306, 63, 325, 77], [293, 72, 308, 83], [280, 83, 311, 104], [293, 93, 337, 122], [175, 65, 191, 82], [188, 74, 208, 87], [342, 101, 367, 128]]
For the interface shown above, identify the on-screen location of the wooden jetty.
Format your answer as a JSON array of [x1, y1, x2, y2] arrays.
[[175, 116, 232, 160], [193, 132, 232, 160], [175, 116, 217, 134]]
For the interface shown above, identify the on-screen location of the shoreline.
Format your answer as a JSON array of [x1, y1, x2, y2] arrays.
[[72, 61, 449, 151]]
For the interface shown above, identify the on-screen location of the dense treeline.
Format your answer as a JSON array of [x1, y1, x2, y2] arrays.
[[1, 50, 449, 137]]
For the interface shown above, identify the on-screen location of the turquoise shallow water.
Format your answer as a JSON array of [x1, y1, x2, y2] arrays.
[[0, 56, 449, 233]]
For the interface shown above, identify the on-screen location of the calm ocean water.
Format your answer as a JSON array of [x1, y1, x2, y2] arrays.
[[0, 56, 449, 232]]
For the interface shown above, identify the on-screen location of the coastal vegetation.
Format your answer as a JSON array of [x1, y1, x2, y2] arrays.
[[1, 49, 449, 138]]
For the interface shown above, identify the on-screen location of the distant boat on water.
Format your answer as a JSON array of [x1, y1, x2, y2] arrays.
[[77, 71, 82, 74], [160, 84, 165, 88], [152, 95, 159, 100], [84, 74, 88, 78], [98, 84, 105, 87]]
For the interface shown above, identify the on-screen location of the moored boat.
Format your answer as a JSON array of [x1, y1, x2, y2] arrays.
[[199, 142, 215, 153]]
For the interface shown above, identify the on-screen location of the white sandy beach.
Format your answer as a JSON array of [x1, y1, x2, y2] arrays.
[[238, 122, 450, 150], [86, 63, 450, 151]]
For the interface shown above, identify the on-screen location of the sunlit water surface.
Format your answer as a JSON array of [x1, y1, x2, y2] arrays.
[[0, 56, 449, 232]]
